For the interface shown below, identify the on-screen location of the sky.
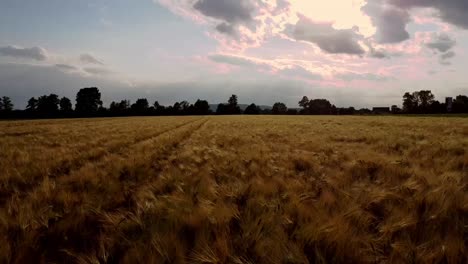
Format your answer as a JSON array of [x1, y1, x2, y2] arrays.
[[1, 0, 468, 109]]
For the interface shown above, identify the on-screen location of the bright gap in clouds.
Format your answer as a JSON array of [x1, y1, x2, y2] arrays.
[[288, 0, 375, 37]]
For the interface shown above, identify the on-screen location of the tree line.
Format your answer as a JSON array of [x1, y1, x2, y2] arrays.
[[0, 87, 467, 119]]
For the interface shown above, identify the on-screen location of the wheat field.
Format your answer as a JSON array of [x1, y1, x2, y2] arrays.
[[0, 116, 467, 263]]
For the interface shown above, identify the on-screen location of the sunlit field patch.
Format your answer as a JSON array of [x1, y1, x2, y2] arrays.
[[0, 116, 467, 263]]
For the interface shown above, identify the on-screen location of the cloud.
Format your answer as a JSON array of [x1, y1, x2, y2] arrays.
[[278, 66, 322, 81], [440, 51, 455, 60], [215, 22, 237, 36], [439, 50, 455, 65], [80, 54, 104, 65], [387, 0, 468, 29], [83, 67, 112, 75], [208, 53, 259, 67], [0, 46, 48, 61], [157, 0, 290, 50], [335, 72, 394, 82], [55, 64, 78, 71], [369, 49, 389, 59], [285, 16, 365, 55], [193, 0, 253, 24], [207, 53, 323, 80], [426, 33, 456, 53], [362, 1, 410, 44]]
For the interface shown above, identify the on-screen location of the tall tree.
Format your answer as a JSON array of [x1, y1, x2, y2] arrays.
[[59, 97, 73, 113], [228, 94, 238, 106], [308, 99, 336, 115], [453, 95, 468, 113], [244, 103, 261, 115], [75, 87, 102, 115], [227, 94, 241, 114], [272, 102, 288, 115], [110, 100, 130, 115], [298, 96, 309, 109], [403, 92, 417, 113], [26, 97, 38, 112], [37, 94, 60, 114], [417, 90, 435, 111], [193, 99, 211, 115], [0, 96, 13, 112], [131, 98, 149, 115]]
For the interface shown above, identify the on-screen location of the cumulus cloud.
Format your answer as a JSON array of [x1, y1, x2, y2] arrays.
[[285, 16, 365, 55], [362, 1, 410, 44], [80, 54, 104, 65], [158, 0, 290, 50], [426, 33, 456, 53], [0, 46, 48, 61]]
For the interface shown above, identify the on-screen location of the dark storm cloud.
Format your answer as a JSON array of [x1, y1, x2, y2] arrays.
[[80, 54, 104, 65], [0, 46, 48, 61], [388, 0, 468, 29], [362, 1, 410, 44], [285, 16, 365, 55], [426, 33, 456, 53]]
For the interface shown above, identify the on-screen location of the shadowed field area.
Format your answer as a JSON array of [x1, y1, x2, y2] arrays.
[[0, 116, 467, 263]]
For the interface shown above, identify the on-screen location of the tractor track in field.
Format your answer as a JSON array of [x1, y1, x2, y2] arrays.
[[0, 118, 205, 207], [48, 118, 204, 176], [10, 119, 211, 261], [103, 118, 211, 217]]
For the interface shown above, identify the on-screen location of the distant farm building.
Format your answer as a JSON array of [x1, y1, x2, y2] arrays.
[[372, 107, 391, 114]]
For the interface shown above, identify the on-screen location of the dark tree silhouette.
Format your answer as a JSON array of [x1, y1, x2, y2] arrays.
[[244, 103, 261, 115], [403, 90, 436, 113], [37, 94, 60, 114], [131, 98, 149, 115], [193, 99, 211, 115], [216, 103, 227, 115], [453, 95, 468, 113], [76, 87, 102, 116], [59, 97, 73, 113], [272, 102, 288, 115], [216, 95, 241, 115], [403, 92, 417, 113], [0, 96, 13, 112], [227, 94, 241, 114], [26, 97, 38, 112], [417, 90, 435, 112], [2, 89, 467, 120], [337, 107, 356, 115], [298, 96, 310, 114], [308, 99, 336, 115], [110, 100, 130, 116]]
